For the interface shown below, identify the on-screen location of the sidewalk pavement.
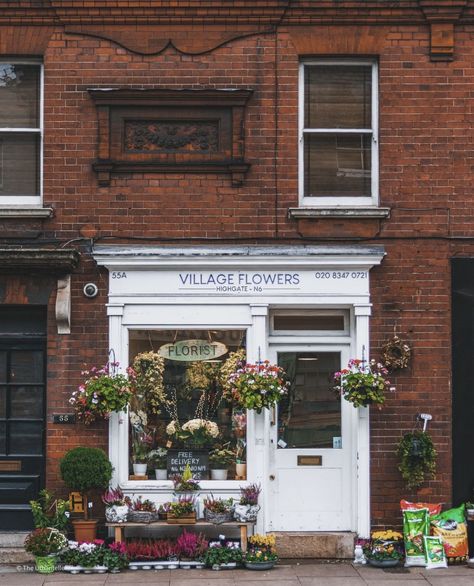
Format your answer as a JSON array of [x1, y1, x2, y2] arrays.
[[2, 561, 474, 586]]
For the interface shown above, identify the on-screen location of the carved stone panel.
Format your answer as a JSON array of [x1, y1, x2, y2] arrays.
[[124, 120, 219, 153]]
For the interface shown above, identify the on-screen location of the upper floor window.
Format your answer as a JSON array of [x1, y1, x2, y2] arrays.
[[0, 62, 42, 205], [299, 60, 378, 207]]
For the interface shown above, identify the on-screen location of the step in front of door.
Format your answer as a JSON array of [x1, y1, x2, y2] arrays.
[[273, 532, 356, 559]]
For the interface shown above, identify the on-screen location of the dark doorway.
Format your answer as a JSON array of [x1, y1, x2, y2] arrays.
[[452, 260, 474, 505], [0, 306, 47, 530]]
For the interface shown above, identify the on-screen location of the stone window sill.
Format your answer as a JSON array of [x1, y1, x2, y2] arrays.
[[0, 207, 54, 219], [288, 207, 391, 220]]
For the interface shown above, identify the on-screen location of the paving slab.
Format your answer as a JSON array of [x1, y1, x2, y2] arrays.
[[298, 577, 366, 586], [294, 563, 359, 577]]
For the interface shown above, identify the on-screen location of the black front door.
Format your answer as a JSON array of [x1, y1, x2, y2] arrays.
[[0, 306, 46, 530]]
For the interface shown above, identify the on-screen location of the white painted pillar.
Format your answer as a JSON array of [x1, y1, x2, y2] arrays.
[[107, 303, 126, 487], [247, 304, 269, 534], [354, 303, 372, 538]]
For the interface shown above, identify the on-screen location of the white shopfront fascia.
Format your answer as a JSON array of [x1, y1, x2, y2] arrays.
[[93, 245, 385, 538]]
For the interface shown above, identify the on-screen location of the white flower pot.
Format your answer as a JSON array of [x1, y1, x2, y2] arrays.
[[105, 504, 128, 523], [155, 469, 167, 480], [133, 463, 147, 475], [210, 469, 228, 480], [234, 503, 260, 522]]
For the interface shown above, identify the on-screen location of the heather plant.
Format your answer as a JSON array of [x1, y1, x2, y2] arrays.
[[125, 539, 177, 561], [203, 495, 234, 513], [124, 496, 156, 512], [168, 495, 195, 518], [101, 486, 125, 507], [175, 529, 208, 560], [239, 483, 261, 505]]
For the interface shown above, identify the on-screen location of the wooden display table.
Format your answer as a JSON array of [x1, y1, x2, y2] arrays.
[[106, 520, 255, 552]]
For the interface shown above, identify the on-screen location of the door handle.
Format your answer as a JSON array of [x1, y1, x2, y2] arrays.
[[269, 474, 275, 481]]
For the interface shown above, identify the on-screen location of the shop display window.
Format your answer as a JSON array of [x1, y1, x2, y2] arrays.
[[128, 329, 247, 481]]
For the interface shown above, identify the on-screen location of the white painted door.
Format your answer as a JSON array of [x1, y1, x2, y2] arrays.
[[267, 345, 353, 531]]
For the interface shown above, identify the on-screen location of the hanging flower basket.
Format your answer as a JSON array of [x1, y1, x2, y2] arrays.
[[333, 359, 395, 409], [226, 360, 289, 414]]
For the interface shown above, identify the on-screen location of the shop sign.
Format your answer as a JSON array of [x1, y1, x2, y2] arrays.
[[167, 449, 209, 479], [158, 339, 227, 361]]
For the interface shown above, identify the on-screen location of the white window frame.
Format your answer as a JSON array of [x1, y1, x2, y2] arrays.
[[0, 60, 43, 206], [299, 59, 378, 208]]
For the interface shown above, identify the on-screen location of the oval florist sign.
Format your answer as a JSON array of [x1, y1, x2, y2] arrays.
[[158, 339, 228, 362]]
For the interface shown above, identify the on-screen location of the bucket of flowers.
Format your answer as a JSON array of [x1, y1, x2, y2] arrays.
[[363, 530, 404, 568], [244, 533, 278, 570], [24, 527, 68, 574], [124, 496, 158, 523], [203, 495, 234, 524], [332, 359, 395, 409], [69, 361, 135, 424], [226, 360, 289, 414]]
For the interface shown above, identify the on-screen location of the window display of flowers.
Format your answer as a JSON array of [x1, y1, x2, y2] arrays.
[[131, 430, 153, 464], [232, 411, 246, 438], [226, 360, 289, 414], [24, 527, 68, 557], [166, 418, 219, 447], [176, 529, 208, 560], [131, 351, 167, 415], [363, 530, 404, 566], [245, 533, 278, 565], [332, 358, 395, 409], [172, 463, 201, 492], [209, 444, 235, 469], [69, 362, 135, 424]]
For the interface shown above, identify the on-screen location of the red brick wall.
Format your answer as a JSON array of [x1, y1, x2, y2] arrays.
[[1, 10, 473, 526]]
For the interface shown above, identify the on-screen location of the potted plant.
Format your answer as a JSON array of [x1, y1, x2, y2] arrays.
[[102, 542, 129, 573], [363, 530, 404, 568], [166, 418, 219, 448], [131, 429, 153, 475], [172, 463, 201, 493], [59, 446, 113, 542], [204, 541, 243, 570], [203, 495, 234, 524], [226, 360, 289, 414], [332, 358, 395, 409], [24, 527, 67, 574], [29, 489, 70, 533], [148, 447, 168, 480], [244, 533, 278, 570], [60, 540, 108, 574], [69, 361, 135, 424], [209, 444, 235, 480], [234, 483, 261, 522], [126, 538, 179, 570], [124, 496, 158, 523], [396, 430, 437, 489], [176, 529, 208, 568], [167, 495, 196, 524], [102, 486, 128, 523]]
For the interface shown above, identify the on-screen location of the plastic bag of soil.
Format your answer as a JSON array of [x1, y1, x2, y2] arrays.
[[403, 507, 430, 566], [423, 535, 448, 569], [431, 504, 468, 564]]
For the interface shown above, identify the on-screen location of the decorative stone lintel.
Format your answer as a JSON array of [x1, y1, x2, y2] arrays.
[[0, 248, 80, 274], [287, 207, 391, 220], [0, 207, 54, 219]]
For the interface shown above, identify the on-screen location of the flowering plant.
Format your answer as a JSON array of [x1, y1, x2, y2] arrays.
[[60, 540, 106, 567], [125, 539, 176, 561], [101, 486, 125, 507], [148, 447, 168, 469], [176, 529, 208, 560], [124, 496, 157, 512], [24, 527, 68, 557], [172, 463, 201, 492], [203, 496, 234, 514], [363, 530, 404, 562], [69, 362, 135, 424], [332, 359, 395, 409], [239, 483, 261, 506], [226, 361, 289, 414], [209, 444, 235, 469], [245, 533, 278, 563], [204, 541, 243, 567], [131, 430, 153, 464], [102, 542, 129, 571], [166, 418, 219, 447], [168, 496, 195, 518]]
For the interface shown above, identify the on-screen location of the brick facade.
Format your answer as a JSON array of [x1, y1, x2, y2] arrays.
[[0, 0, 473, 530]]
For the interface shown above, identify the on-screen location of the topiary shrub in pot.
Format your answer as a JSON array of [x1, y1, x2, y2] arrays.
[[60, 446, 112, 542]]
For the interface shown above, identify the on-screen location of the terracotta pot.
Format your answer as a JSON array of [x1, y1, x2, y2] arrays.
[[236, 463, 247, 478], [72, 519, 98, 542]]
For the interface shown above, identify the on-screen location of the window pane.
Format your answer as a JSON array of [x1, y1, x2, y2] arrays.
[[0, 133, 39, 197], [0, 387, 5, 418], [0, 64, 40, 128], [10, 351, 44, 383], [128, 329, 247, 481], [10, 421, 43, 455], [0, 352, 6, 383], [273, 315, 345, 331], [278, 352, 341, 449], [305, 65, 372, 129], [0, 422, 5, 454], [11, 386, 43, 419], [304, 133, 371, 197]]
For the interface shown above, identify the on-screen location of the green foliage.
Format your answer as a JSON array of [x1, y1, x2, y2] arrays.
[[60, 447, 113, 495], [24, 528, 68, 557], [29, 489, 70, 532], [333, 359, 394, 408], [396, 430, 437, 490], [209, 444, 235, 468], [203, 544, 242, 567]]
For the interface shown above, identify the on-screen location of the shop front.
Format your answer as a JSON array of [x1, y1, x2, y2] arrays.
[[93, 245, 384, 538]]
